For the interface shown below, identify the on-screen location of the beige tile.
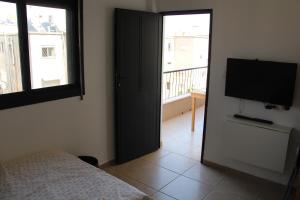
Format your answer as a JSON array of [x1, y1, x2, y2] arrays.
[[256, 180, 285, 200], [184, 146, 202, 161], [183, 163, 225, 186], [178, 134, 203, 147], [151, 192, 177, 200], [103, 167, 118, 176], [104, 167, 157, 196], [212, 172, 263, 200], [204, 191, 254, 200], [118, 175, 157, 196], [161, 107, 204, 157], [141, 149, 171, 163], [161, 176, 213, 200], [161, 141, 196, 156], [118, 161, 179, 190], [104, 156, 179, 190], [151, 153, 198, 174], [162, 107, 204, 135], [107, 157, 148, 174]]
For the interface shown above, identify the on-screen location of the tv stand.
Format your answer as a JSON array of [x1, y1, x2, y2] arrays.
[[234, 114, 274, 125]]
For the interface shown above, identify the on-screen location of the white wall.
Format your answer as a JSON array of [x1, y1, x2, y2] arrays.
[[157, 0, 300, 184], [0, 0, 147, 163]]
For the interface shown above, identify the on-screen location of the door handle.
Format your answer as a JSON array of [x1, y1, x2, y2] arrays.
[[115, 73, 127, 89]]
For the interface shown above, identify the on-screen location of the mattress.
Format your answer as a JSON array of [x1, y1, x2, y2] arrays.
[[0, 150, 151, 200]]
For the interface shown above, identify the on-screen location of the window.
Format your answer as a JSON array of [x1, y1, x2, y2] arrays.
[[0, 0, 84, 109], [41, 79, 60, 87], [168, 43, 171, 52], [0, 1, 22, 95], [0, 42, 4, 53], [42, 47, 56, 58]]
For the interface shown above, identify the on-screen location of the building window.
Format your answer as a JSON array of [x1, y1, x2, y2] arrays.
[[42, 47, 55, 58], [0, 0, 84, 110], [168, 42, 171, 52], [0, 42, 4, 53]]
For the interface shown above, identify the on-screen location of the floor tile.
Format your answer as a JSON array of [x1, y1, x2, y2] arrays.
[[256, 180, 285, 200], [204, 191, 254, 200], [103, 106, 285, 200], [117, 175, 158, 196], [152, 153, 198, 174], [177, 134, 203, 147], [161, 176, 213, 200], [141, 149, 171, 163], [183, 163, 225, 186], [104, 168, 157, 196], [161, 142, 189, 155], [102, 107, 284, 200], [107, 158, 148, 175], [151, 192, 177, 200], [212, 172, 263, 200], [184, 146, 202, 161], [161, 107, 204, 156], [118, 161, 179, 190]]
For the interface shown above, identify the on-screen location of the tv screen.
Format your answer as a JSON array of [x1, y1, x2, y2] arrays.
[[225, 58, 297, 106]]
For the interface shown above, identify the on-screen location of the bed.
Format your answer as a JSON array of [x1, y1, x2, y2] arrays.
[[0, 150, 151, 200]]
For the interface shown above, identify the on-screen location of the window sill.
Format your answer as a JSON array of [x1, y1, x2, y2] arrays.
[[0, 85, 83, 110]]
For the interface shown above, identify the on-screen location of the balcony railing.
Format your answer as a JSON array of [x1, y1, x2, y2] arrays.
[[162, 67, 207, 102]]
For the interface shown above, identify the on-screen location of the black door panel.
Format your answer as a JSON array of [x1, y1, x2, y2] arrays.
[[115, 9, 162, 164]]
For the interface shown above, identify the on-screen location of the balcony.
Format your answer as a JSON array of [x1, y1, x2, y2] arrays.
[[161, 67, 207, 161], [162, 67, 207, 121]]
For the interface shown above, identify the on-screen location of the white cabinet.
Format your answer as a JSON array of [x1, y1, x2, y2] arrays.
[[223, 117, 292, 173]]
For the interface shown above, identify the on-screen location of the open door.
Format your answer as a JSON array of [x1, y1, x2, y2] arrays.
[[115, 9, 162, 164]]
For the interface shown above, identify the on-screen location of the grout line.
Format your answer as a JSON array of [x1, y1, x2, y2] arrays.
[[106, 168, 159, 195], [181, 173, 225, 187], [158, 174, 181, 191], [157, 191, 180, 200], [157, 160, 199, 191]]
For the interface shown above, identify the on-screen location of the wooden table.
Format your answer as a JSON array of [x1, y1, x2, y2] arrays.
[[191, 90, 206, 132]]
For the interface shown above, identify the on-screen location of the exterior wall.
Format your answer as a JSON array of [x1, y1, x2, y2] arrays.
[[163, 36, 209, 71], [0, 34, 22, 94], [162, 95, 205, 121], [28, 33, 67, 88], [173, 36, 208, 68], [157, 0, 300, 185]]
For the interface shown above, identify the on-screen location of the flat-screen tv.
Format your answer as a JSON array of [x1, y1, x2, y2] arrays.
[[225, 58, 297, 107]]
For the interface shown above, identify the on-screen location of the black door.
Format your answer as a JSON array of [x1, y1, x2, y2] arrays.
[[115, 9, 162, 164]]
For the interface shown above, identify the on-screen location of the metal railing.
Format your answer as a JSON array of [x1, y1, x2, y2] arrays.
[[162, 67, 207, 101]]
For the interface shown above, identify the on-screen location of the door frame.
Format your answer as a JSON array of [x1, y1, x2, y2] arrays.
[[160, 9, 213, 163]]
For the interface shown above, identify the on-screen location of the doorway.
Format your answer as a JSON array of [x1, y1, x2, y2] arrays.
[[114, 9, 212, 164], [160, 11, 212, 162]]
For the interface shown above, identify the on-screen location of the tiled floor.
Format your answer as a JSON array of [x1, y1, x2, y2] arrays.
[[103, 107, 286, 200]]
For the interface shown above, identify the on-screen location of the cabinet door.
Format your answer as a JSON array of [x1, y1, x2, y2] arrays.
[[223, 121, 290, 172]]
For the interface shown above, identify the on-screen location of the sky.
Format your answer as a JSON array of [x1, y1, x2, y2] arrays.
[[0, 2, 17, 23], [0, 2, 66, 32], [27, 5, 66, 32]]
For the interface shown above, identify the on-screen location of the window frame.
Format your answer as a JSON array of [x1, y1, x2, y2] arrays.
[[0, 0, 84, 110]]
